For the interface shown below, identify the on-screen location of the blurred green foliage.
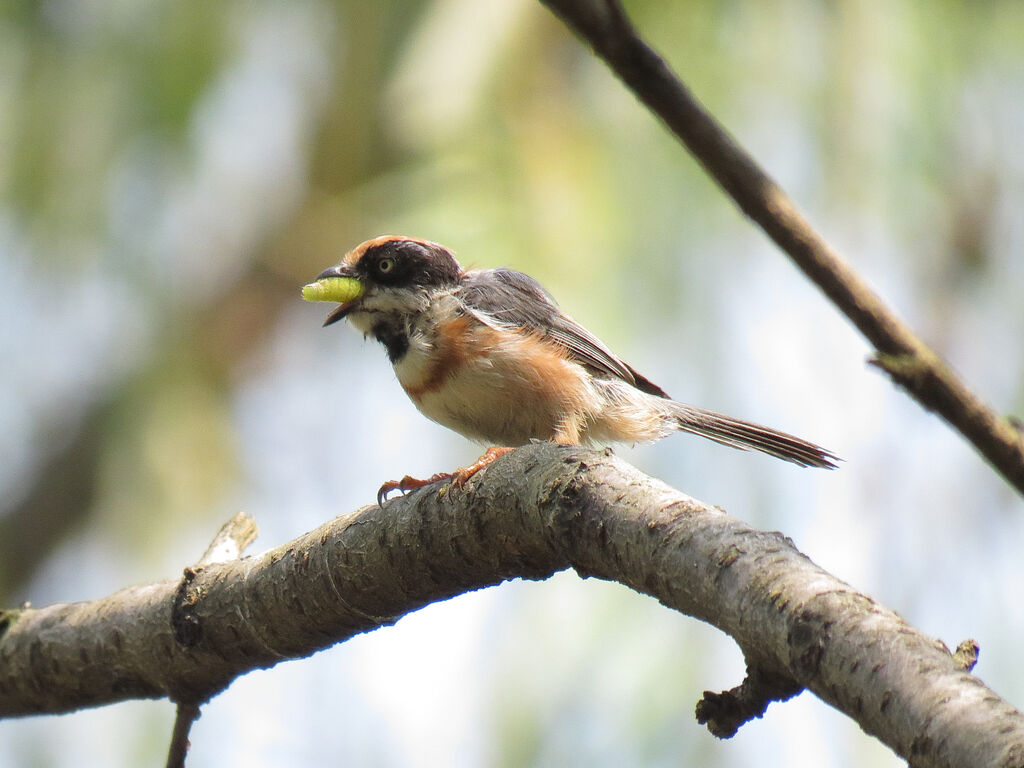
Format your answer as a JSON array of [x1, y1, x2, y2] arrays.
[[1, 1, 1023, 766]]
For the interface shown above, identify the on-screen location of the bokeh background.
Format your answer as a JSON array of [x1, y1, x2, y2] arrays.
[[2, 0, 1023, 766]]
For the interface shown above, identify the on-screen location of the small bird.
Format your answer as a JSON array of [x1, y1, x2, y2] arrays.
[[304, 236, 838, 503]]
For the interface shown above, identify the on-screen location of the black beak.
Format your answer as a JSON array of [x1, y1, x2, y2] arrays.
[[317, 265, 348, 280], [323, 304, 350, 327]]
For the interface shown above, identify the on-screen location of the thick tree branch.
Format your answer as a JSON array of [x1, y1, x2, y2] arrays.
[[538, 0, 1024, 498], [1, 444, 1021, 767]]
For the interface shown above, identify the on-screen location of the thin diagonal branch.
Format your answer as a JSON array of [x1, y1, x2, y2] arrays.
[[165, 701, 200, 768], [1, 444, 1021, 768], [539, 0, 1024, 497]]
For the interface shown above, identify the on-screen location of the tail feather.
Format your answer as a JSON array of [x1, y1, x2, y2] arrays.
[[672, 404, 839, 469]]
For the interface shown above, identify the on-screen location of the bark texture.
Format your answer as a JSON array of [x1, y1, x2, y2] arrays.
[[1, 444, 1022, 768]]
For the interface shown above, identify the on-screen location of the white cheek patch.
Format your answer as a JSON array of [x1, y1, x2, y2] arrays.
[[346, 288, 431, 336], [365, 289, 430, 315]]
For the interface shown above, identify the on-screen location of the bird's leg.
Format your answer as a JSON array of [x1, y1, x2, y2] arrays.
[[450, 446, 514, 487], [376, 446, 514, 506]]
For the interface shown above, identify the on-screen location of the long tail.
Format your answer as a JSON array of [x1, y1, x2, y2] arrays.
[[671, 403, 839, 469]]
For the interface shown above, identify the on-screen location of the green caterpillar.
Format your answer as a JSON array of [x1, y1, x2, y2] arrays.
[[301, 276, 364, 304]]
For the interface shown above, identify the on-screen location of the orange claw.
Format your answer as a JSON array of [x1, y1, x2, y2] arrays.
[[376, 446, 514, 506]]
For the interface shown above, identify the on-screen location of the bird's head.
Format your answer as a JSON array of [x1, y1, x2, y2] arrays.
[[303, 236, 463, 330]]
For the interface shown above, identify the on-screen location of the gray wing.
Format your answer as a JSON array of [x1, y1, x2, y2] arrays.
[[458, 268, 669, 397]]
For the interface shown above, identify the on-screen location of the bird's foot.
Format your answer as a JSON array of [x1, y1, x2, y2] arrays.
[[376, 446, 514, 506], [376, 472, 452, 506]]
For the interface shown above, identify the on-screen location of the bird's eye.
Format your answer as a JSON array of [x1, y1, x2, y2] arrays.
[[377, 258, 394, 274]]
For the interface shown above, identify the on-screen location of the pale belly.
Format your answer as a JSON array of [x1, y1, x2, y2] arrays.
[[392, 326, 593, 446]]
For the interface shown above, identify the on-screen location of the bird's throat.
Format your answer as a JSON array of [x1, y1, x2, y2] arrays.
[[372, 321, 410, 363]]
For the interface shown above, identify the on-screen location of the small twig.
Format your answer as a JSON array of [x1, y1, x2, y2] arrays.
[[696, 667, 801, 738], [197, 512, 258, 566], [954, 639, 980, 672], [539, 0, 1024, 498], [165, 513, 259, 765], [165, 700, 201, 768], [173, 513, 258, 649]]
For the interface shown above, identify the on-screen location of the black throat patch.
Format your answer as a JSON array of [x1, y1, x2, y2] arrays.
[[372, 320, 409, 363]]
